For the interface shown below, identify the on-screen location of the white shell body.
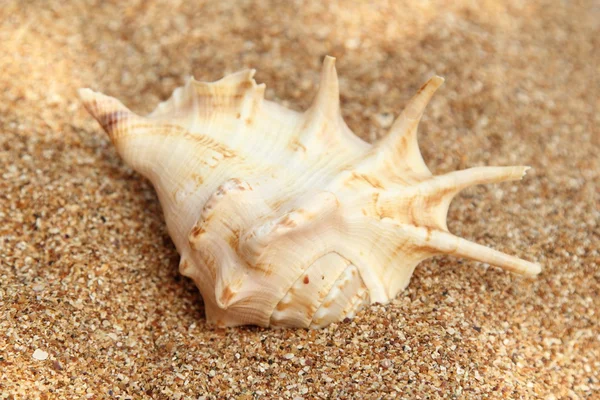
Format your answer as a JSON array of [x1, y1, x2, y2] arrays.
[[80, 57, 541, 328]]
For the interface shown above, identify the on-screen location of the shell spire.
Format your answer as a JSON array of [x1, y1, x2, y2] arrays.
[[78, 88, 141, 144], [80, 56, 541, 329]]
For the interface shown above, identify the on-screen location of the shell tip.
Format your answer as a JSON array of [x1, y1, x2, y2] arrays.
[[78, 87, 92, 98], [528, 262, 542, 276], [78, 87, 98, 105], [320, 56, 337, 79], [78, 87, 102, 117]]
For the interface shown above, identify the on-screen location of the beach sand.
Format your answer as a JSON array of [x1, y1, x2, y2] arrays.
[[1, 1, 598, 398]]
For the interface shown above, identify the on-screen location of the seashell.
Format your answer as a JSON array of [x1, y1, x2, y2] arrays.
[[79, 56, 541, 328]]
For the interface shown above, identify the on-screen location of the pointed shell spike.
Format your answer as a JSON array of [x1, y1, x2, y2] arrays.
[[378, 75, 444, 176], [392, 224, 541, 276], [310, 55, 340, 118], [302, 56, 369, 151], [79, 56, 541, 329]]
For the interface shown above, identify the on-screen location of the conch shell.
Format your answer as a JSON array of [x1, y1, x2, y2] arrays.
[[79, 56, 541, 328]]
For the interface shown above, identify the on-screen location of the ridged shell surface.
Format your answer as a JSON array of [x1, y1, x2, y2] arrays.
[[79, 56, 541, 328]]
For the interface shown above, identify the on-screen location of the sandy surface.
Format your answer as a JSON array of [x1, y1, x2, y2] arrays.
[[1, 0, 598, 398]]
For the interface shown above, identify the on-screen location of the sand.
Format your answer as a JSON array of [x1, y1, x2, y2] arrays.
[[0, 0, 598, 398]]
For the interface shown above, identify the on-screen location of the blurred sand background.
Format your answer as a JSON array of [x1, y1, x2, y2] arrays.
[[0, 0, 598, 398]]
